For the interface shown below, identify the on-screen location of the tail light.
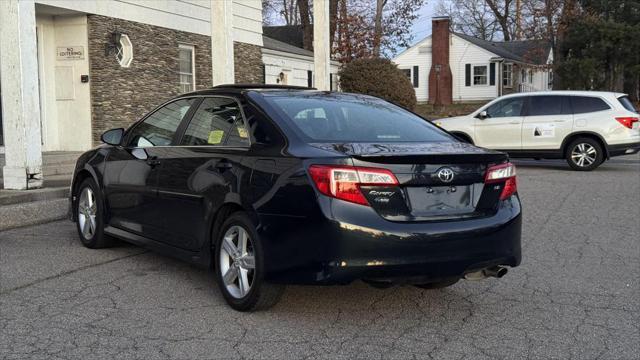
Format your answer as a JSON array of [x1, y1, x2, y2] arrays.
[[485, 163, 517, 201], [616, 117, 639, 129], [308, 165, 398, 206]]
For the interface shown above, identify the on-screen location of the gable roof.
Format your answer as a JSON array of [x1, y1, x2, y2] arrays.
[[263, 25, 305, 49], [453, 32, 552, 65], [262, 35, 313, 57]]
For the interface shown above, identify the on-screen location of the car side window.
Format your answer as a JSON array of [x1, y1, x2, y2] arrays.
[[527, 96, 572, 116], [180, 97, 250, 147], [571, 96, 610, 114], [127, 99, 195, 147], [485, 97, 525, 118]]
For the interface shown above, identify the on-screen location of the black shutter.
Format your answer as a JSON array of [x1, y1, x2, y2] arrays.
[[490, 63, 496, 86], [307, 70, 313, 88], [412, 66, 419, 88], [465, 64, 471, 86], [262, 64, 266, 84], [329, 73, 333, 90]]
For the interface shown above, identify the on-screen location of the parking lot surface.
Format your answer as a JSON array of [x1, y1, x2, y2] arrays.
[[1, 156, 638, 359]]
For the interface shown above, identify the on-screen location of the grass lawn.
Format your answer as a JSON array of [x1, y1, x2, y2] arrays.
[[415, 102, 488, 120]]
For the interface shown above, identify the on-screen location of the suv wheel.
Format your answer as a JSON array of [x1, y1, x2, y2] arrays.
[[566, 138, 604, 171], [75, 178, 114, 248], [214, 212, 284, 311]]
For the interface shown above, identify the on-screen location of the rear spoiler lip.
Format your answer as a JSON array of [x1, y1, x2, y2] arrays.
[[350, 152, 509, 165]]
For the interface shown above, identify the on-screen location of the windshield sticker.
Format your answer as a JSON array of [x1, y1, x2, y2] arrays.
[[237, 127, 248, 138], [208, 130, 224, 144]]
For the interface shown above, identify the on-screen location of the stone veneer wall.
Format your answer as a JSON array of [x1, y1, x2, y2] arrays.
[[234, 42, 264, 84], [87, 15, 213, 143]]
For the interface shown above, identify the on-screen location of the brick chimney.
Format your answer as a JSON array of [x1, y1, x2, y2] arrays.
[[428, 16, 453, 105]]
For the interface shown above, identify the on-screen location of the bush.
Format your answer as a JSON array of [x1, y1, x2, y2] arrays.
[[338, 58, 417, 111]]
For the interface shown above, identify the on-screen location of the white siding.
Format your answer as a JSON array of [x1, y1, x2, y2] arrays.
[[263, 50, 340, 88], [393, 36, 430, 102], [450, 35, 499, 102], [34, 0, 263, 46]]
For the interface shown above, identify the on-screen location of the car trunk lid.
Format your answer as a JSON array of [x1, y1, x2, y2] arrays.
[[310, 142, 510, 221]]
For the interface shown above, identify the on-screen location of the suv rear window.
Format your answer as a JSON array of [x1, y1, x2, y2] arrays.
[[264, 94, 453, 143], [618, 96, 638, 113], [571, 96, 610, 114]]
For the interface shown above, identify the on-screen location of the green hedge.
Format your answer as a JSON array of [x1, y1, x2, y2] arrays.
[[338, 58, 417, 111]]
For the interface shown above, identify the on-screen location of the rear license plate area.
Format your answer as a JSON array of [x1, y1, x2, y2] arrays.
[[406, 185, 475, 216]]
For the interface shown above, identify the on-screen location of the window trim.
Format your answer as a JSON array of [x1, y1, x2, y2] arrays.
[[178, 43, 196, 93], [123, 97, 200, 148], [175, 95, 252, 148], [503, 63, 513, 88], [472, 64, 489, 86]]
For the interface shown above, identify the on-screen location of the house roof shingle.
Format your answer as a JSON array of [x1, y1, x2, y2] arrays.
[[263, 25, 305, 49], [262, 35, 314, 57], [453, 32, 552, 65]]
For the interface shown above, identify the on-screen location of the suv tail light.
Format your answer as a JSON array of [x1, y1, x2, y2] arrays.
[[485, 163, 517, 201], [308, 165, 398, 206], [616, 117, 639, 129]]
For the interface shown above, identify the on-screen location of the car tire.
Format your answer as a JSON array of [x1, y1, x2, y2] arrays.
[[565, 137, 604, 171], [75, 178, 114, 249], [214, 212, 284, 312], [414, 278, 459, 290]]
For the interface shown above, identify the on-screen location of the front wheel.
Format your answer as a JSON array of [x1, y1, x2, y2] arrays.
[[214, 212, 284, 311], [566, 138, 604, 171], [75, 178, 114, 248]]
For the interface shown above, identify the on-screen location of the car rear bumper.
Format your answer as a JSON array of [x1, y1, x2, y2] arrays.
[[259, 196, 522, 285], [607, 142, 640, 157]]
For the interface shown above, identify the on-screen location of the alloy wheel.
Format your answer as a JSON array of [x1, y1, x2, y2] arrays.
[[571, 143, 597, 168], [219, 225, 255, 299], [78, 187, 97, 240]]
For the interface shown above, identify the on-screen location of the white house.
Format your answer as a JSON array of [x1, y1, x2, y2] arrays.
[[393, 16, 553, 104], [262, 35, 340, 89]]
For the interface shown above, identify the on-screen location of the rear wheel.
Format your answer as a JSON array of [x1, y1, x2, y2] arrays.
[[75, 178, 114, 248], [214, 212, 284, 311], [414, 278, 459, 290], [566, 137, 604, 171]]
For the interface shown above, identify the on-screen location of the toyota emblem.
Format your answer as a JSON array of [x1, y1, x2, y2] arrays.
[[436, 167, 455, 183]]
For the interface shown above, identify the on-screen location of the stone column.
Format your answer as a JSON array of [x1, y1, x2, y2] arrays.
[[0, 0, 43, 190], [210, 0, 235, 85], [313, 0, 330, 91]]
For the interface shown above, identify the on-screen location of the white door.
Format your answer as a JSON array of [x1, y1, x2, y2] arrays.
[[474, 96, 526, 150], [522, 95, 573, 150]]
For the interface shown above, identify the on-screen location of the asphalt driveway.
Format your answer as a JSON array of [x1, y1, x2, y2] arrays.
[[1, 156, 638, 359]]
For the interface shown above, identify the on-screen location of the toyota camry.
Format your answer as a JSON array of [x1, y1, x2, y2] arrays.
[[70, 85, 522, 311]]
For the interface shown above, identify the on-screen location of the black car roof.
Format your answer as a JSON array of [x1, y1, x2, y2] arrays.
[[179, 84, 317, 98]]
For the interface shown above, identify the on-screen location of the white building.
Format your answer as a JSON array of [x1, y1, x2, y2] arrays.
[[393, 17, 553, 104], [262, 35, 340, 89]]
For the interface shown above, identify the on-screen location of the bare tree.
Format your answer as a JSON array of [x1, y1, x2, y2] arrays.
[[297, 0, 313, 50], [485, 0, 515, 41], [436, 0, 501, 40]]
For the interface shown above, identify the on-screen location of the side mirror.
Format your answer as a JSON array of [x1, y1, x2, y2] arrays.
[[101, 128, 124, 146], [476, 110, 489, 120]]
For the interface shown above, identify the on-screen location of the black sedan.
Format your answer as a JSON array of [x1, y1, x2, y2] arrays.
[[70, 85, 521, 311]]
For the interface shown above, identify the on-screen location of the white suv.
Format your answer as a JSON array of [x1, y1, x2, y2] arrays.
[[435, 91, 640, 170]]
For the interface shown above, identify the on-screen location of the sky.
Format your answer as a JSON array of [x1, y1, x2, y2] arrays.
[[407, 1, 438, 48]]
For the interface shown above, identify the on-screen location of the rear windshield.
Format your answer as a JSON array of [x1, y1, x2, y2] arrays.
[[618, 96, 638, 113], [264, 93, 453, 143]]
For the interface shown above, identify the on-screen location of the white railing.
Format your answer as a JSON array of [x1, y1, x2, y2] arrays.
[[518, 83, 539, 93]]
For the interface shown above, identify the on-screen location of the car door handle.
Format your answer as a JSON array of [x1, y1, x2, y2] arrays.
[[146, 156, 161, 166], [215, 161, 233, 170]]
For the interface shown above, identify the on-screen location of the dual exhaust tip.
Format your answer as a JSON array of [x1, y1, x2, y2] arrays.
[[464, 266, 508, 281]]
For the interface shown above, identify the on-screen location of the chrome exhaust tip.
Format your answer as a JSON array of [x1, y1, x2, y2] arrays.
[[464, 266, 508, 280], [483, 266, 508, 278]]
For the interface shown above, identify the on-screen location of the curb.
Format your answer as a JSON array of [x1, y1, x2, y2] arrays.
[[0, 198, 70, 232]]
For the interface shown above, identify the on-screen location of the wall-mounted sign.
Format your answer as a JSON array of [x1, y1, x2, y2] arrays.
[[57, 46, 84, 60]]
